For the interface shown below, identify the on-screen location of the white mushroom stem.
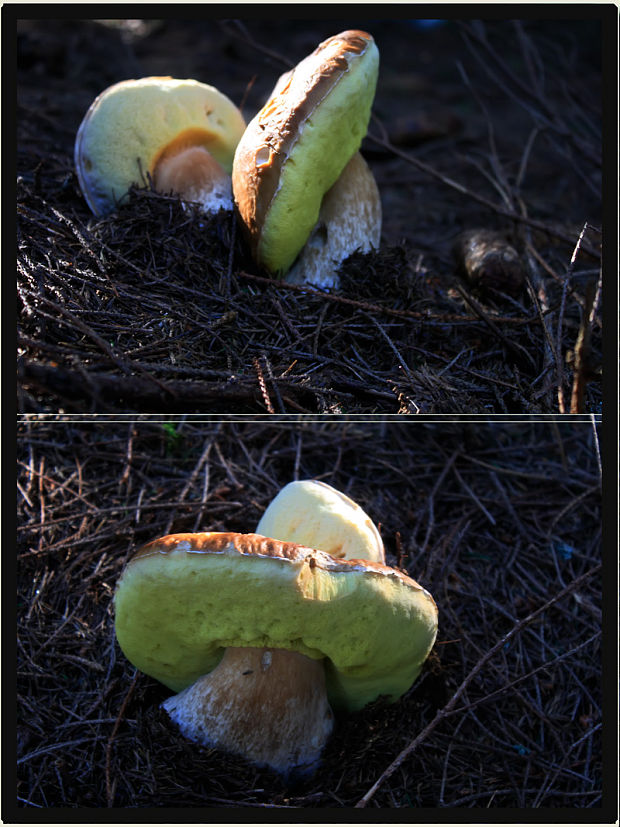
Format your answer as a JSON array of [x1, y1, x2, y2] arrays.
[[162, 646, 333, 775], [284, 152, 382, 288], [153, 145, 234, 212]]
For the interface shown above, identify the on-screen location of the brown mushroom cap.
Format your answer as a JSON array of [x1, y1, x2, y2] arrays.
[[114, 531, 438, 712]]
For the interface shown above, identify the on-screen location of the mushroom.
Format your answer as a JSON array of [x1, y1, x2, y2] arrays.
[[452, 229, 526, 297], [232, 30, 381, 286], [114, 532, 438, 776], [74, 77, 246, 215], [256, 478, 385, 562]]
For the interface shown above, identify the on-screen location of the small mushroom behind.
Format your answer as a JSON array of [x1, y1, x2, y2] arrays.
[[256, 478, 385, 563], [232, 30, 380, 285], [114, 532, 438, 777], [74, 77, 246, 216], [452, 229, 526, 298], [285, 153, 382, 288]]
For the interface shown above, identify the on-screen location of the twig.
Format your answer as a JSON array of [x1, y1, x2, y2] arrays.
[[449, 631, 600, 717], [18, 737, 102, 765], [520, 240, 557, 407], [237, 271, 538, 326], [516, 127, 541, 191], [557, 223, 590, 412], [105, 670, 139, 807], [569, 276, 600, 414], [119, 420, 135, 489], [451, 463, 496, 526], [262, 353, 286, 413], [360, 312, 415, 384], [419, 451, 458, 560], [19, 360, 262, 408], [589, 414, 602, 481], [355, 563, 601, 807], [253, 355, 275, 413], [221, 210, 237, 298]]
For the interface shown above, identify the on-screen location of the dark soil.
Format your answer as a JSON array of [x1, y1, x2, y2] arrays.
[[15, 417, 603, 811], [15, 15, 604, 413]]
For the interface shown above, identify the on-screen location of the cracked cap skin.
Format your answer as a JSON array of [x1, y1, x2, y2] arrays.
[[114, 531, 438, 712], [232, 30, 380, 276]]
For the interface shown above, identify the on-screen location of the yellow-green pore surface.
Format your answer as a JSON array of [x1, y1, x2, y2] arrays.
[[114, 534, 437, 712], [76, 78, 246, 214], [256, 479, 384, 562], [235, 32, 379, 275]]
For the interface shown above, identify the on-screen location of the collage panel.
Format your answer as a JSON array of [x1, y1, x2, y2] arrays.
[[15, 416, 606, 811], [16, 14, 604, 414]]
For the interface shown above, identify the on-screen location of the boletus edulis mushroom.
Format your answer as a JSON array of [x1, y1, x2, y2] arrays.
[[74, 77, 246, 215], [232, 30, 382, 288], [114, 532, 438, 777]]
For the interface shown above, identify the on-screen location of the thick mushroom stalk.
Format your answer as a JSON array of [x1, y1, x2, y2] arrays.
[[162, 647, 333, 774], [152, 145, 234, 213], [285, 153, 382, 288]]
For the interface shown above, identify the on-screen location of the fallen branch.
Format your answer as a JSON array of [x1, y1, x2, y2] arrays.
[[18, 360, 282, 411], [105, 670, 139, 807], [238, 271, 540, 326]]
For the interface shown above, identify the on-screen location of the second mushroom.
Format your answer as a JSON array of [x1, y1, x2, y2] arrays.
[[74, 77, 246, 216], [232, 30, 382, 288], [114, 481, 437, 777]]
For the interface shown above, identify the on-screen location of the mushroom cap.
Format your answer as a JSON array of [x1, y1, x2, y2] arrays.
[[284, 152, 382, 287], [256, 478, 385, 563], [114, 532, 438, 712], [232, 30, 379, 275], [75, 76, 246, 215]]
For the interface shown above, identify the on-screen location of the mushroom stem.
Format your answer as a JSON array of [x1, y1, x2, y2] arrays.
[[284, 152, 382, 288], [153, 146, 233, 211], [162, 646, 333, 775]]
